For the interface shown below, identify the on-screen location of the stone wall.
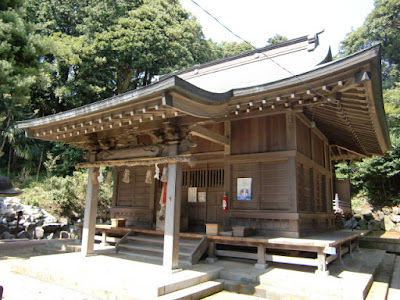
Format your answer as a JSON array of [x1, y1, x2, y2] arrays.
[[0, 197, 77, 240], [341, 206, 400, 232]]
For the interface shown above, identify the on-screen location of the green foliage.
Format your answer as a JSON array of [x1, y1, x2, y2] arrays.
[[20, 170, 113, 222], [383, 83, 400, 135], [339, 0, 400, 86], [212, 41, 254, 58], [0, 1, 45, 156], [266, 34, 288, 45], [336, 0, 400, 209]]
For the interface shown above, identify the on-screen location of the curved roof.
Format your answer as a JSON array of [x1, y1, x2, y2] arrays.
[[17, 33, 390, 160]]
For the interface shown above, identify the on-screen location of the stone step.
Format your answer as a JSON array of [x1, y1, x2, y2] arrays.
[[157, 281, 222, 300]]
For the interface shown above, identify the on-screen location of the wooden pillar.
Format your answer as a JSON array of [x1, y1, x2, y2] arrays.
[[163, 144, 182, 271], [81, 167, 100, 256]]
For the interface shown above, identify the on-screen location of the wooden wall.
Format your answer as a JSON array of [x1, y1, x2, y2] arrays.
[[231, 114, 287, 154], [109, 112, 336, 237], [295, 115, 335, 235]]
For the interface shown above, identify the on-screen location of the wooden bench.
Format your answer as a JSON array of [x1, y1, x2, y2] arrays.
[[207, 230, 364, 275]]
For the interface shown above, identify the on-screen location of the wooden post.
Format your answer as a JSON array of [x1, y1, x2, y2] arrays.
[[315, 249, 329, 276], [163, 144, 182, 271], [81, 167, 100, 256], [255, 244, 268, 269], [206, 240, 217, 263]]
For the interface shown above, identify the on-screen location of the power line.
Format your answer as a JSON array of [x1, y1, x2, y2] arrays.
[[189, 0, 327, 100]]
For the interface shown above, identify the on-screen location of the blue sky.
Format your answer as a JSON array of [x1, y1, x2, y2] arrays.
[[179, 0, 375, 55]]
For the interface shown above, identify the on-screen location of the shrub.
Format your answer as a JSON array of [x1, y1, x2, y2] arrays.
[[20, 170, 113, 222]]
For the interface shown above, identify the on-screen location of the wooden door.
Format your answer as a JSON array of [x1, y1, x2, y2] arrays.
[[185, 165, 225, 231]]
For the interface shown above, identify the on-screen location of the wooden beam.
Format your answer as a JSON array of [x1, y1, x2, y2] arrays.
[[190, 124, 229, 146]]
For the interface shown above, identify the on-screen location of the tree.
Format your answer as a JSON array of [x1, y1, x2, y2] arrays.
[[214, 41, 254, 58], [0, 1, 45, 160], [266, 34, 288, 45], [339, 0, 400, 87]]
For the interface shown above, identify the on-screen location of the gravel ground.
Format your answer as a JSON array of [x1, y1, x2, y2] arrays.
[[0, 240, 96, 300]]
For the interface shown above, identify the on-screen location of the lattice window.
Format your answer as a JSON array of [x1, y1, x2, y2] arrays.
[[185, 168, 224, 188], [182, 170, 188, 188], [208, 169, 224, 187], [189, 169, 207, 188]]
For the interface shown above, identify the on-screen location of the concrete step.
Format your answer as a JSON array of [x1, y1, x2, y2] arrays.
[[202, 290, 263, 299], [215, 278, 256, 295], [254, 248, 385, 300], [118, 241, 192, 256], [366, 253, 396, 300], [388, 255, 400, 300], [11, 251, 222, 299], [155, 268, 220, 297], [157, 281, 222, 300], [128, 234, 200, 248], [118, 248, 193, 266], [117, 232, 207, 266]]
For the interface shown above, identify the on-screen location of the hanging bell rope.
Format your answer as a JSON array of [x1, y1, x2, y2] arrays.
[[75, 155, 195, 169]]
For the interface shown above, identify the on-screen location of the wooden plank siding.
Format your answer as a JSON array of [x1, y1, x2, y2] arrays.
[[231, 114, 287, 154], [111, 167, 153, 228]]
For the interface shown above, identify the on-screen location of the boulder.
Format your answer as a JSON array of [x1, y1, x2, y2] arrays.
[[363, 213, 373, 222], [395, 223, 400, 233], [382, 206, 393, 215], [358, 219, 368, 230], [384, 215, 395, 231], [0, 231, 14, 239], [344, 218, 358, 229], [376, 211, 385, 221], [42, 223, 62, 233], [391, 215, 400, 223], [16, 231, 31, 239], [368, 220, 382, 231], [60, 231, 70, 239], [34, 227, 44, 239], [393, 207, 400, 215], [0, 224, 9, 234]]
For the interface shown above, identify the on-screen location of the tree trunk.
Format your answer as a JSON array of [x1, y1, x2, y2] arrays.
[[7, 147, 12, 177], [36, 149, 44, 181], [0, 117, 11, 154], [116, 67, 134, 94]]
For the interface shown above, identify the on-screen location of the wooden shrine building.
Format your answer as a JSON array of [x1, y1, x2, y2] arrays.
[[18, 32, 390, 270]]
